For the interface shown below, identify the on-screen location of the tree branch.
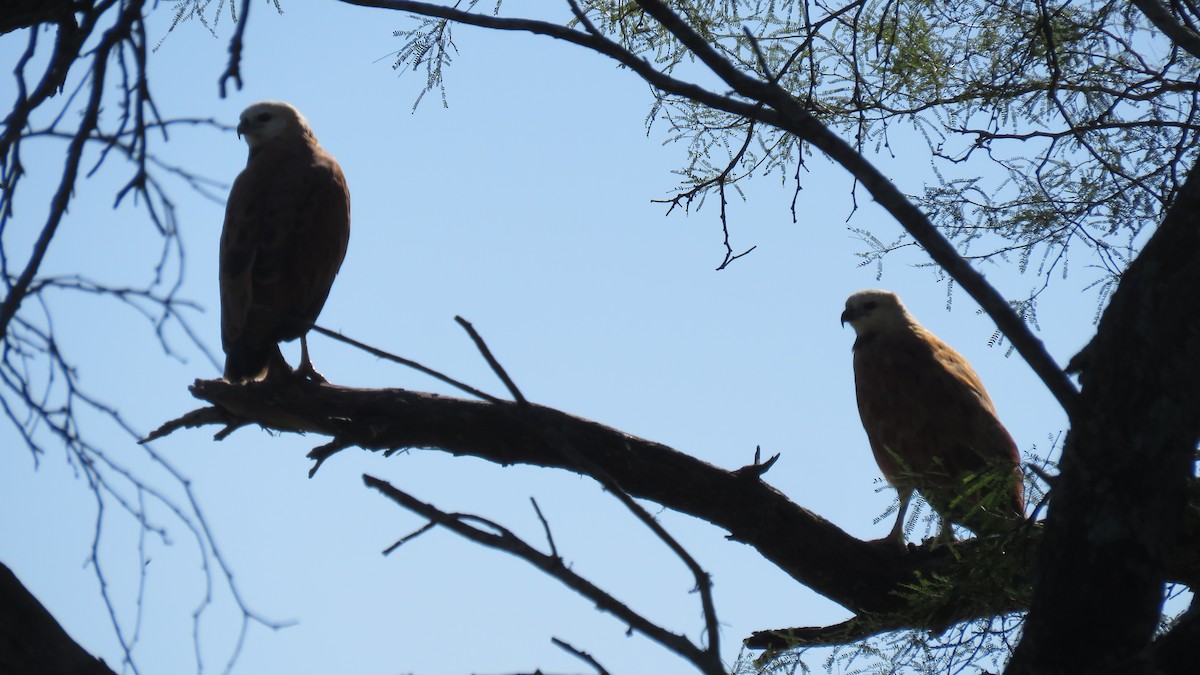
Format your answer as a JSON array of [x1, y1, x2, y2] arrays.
[[0, 0, 142, 341], [153, 378, 1052, 623], [1130, 0, 1200, 60], [363, 475, 721, 673], [336, 0, 1080, 417], [1007, 153, 1200, 673]]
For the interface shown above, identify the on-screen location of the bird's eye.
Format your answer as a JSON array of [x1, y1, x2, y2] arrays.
[[864, 301, 878, 310], [255, 112, 271, 122]]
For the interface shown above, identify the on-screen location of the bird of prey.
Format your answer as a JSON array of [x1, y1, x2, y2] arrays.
[[840, 289, 1025, 543], [220, 101, 350, 383]]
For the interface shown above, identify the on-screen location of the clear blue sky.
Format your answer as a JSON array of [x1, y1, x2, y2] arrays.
[[0, 3, 1103, 673]]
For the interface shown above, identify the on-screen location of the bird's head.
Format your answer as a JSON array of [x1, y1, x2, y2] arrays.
[[236, 101, 315, 149], [840, 289, 914, 335]]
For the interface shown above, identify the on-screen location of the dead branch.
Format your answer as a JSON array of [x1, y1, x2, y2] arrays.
[[151, 377, 1029, 625], [364, 475, 721, 674]]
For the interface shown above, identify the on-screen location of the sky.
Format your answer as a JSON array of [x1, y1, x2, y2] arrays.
[[0, 2, 1117, 674]]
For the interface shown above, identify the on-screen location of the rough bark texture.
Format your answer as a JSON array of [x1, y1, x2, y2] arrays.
[[0, 562, 117, 675], [1006, 165, 1200, 674]]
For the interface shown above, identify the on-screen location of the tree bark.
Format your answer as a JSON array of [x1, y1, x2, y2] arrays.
[[1007, 162, 1200, 673]]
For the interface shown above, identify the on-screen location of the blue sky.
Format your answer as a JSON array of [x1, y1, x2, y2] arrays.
[[0, 2, 1108, 673]]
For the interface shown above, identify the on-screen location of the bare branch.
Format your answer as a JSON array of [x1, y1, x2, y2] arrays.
[[309, 323, 501, 402], [530, 497, 559, 559], [551, 637, 612, 675], [218, 0, 252, 97], [159, 376, 1075, 623], [454, 315, 527, 405], [363, 475, 721, 673]]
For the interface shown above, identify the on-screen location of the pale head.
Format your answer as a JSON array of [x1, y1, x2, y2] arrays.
[[236, 101, 315, 149], [840, 289, 915, 335]]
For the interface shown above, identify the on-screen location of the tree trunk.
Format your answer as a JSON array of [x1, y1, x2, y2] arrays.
[[1008, 161, 1200, 673], [0, 561, 117, 675]]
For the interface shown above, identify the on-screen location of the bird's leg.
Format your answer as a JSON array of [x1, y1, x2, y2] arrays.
[[886, 489, 912, 546], [935, 515, 957, 545], [261, 345, 293, 383], [294, 335, 328, 383]]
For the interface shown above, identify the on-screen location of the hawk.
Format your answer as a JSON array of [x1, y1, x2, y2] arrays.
[[220, 101, 350, 383], [841, 290, 1025, 543]]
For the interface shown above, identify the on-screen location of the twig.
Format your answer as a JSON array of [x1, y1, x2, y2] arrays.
[[307, 437, 352, 477], [534, 425, 723, 668], [139, 406, 239, 444], [218, 0, 252, 97], [530, 497, 559, 559], [363, 475, 720, 672], [309, 323, 501, 403], [733, 445, 781, 479], [455, 315, 527, 405], [551, 637, 612, 675], [382, 521, 437, 555]]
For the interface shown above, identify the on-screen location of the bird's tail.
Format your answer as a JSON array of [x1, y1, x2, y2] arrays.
[[223, 343, 288, 382]]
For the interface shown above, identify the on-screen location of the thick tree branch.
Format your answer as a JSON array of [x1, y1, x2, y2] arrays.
[[153, 378, 1043, 626], [149, 365, 1200, 652], [1007, 157, 1200, 672]]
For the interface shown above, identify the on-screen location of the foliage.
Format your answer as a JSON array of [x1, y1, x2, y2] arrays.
[[394, 0, 1200, 308]]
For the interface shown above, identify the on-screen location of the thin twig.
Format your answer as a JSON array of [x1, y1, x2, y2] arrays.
[[551, 637, 612, 675], [530, 497, 559, 559], [454, 315, 527, 405], [309, 323, 501, 403], [218, 0, 252, 97], [383, 521, 438, 555], [363, 475, 720, 673]]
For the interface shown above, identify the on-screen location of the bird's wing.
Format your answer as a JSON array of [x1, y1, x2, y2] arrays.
[[281, 146, 350, 332], [219, 163, 264, 353], [855, 327, 1017, 482], [221, 143, 350, 351]]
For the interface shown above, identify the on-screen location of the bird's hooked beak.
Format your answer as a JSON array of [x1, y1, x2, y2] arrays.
[[236, 120, 246, 140], [840, 307, 857, 327]]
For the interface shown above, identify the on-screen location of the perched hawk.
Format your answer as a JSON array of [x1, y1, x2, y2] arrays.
[[220, 101, 350, 383], [841, 290, 1025, 543]]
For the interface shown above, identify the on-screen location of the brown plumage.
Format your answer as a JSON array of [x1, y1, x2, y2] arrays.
[[841, 290, 1025, 543], [220, 101, 350, 382]]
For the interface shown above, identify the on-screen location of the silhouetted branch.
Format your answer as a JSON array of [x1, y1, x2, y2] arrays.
[[0, 4, 291, 672], [218, 0, 252, 97], [364, 475, 723, 674], [551, 637, 612, 675], [1130, 0, 1200, 60]]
